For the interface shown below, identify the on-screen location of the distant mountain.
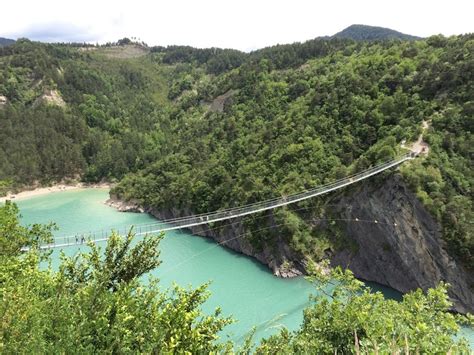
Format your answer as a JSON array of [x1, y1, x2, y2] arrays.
[[0, 37, 15, 46], [332, 24, 421, 41]]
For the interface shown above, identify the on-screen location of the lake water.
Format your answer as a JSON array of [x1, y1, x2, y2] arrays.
[[16, 188, 473, 347]]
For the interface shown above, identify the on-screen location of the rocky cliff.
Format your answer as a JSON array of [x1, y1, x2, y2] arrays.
[[107, 173, 474, 313], [144, 206, 305, 278], [330, 174, 474, 314]]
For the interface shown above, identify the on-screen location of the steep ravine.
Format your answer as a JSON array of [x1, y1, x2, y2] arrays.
[[108, 174, 474, 313]]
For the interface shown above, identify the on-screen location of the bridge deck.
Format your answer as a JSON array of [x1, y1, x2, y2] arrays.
[[25, 153, 415, 250]]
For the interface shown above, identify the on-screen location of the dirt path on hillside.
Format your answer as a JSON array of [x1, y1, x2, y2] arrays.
[[402, 120, 430, 155]]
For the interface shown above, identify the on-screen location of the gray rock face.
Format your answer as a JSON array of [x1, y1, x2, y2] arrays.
[[147, 206, 305, 278], [331, 175, 474, 313], [208, 90, 237, 113]]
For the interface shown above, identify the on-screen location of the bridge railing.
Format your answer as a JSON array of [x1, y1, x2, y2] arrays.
[[148, 153, 412, 232], [28, 153, 414, 250]]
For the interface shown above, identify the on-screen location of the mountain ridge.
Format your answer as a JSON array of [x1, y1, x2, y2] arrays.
[[0, 37, 15, 46], [332, 24, 422, 41], [1, 24, 421, 50]]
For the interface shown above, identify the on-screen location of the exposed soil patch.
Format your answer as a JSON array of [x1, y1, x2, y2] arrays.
[[402, 120, 430, 155], [209, 90, 237, 113], [33, 89, 66, 107], [96, 45, 150, 59]]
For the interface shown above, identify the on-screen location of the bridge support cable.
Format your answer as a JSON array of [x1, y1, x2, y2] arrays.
[[25, 153, 415, 250]]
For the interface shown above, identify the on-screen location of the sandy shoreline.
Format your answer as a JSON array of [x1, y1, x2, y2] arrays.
[[0, 183, 112, 203]]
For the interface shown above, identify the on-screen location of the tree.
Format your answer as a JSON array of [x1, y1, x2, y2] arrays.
[[0, 200, 54, 257], [117, 37, 132, 46], [256, 261, 473, 354], [0, 203, 232, 353]]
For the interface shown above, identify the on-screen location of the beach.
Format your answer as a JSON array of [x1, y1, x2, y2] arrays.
[[0, 183, 111, 203]]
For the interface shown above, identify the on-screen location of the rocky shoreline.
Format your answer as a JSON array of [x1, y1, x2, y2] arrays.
[[105, 176, 474, 314], [105, 198, 144, 213], [330, 175, 474, 314], [105, 196, 304, 278]]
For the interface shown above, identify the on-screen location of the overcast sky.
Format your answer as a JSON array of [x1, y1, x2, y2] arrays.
[[1, 0, 473, 51]]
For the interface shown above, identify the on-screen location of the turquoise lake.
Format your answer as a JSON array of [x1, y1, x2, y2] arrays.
[[16, 188, 474, 347]]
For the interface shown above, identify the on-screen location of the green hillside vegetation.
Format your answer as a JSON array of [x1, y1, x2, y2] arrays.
[[117, 35, 473, 268], [0, 202, 232, 353], [0, 37, 15, 47], [0, 34, 472, 269], [0, 39, 170, 185], [332, 24, 422, 41], [0, 203, 472, 352]]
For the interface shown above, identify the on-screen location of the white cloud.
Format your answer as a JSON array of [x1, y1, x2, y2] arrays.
[[1, 0, 473, 50]]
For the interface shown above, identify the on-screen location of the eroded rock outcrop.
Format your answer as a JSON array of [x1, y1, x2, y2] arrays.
[[33, 89, 66, 108], [0, 95, 7, 106], [106, 196, 144, 213], [331, 175, 474, 313], [146, 206, 305, 278], [209, 90, 237, 113]]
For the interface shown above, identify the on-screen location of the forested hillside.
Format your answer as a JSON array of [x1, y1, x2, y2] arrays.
[[116, 35, 474, 270], [0, 40, 170, 187], [0, 37, 15, 47], [332, 24, 421, 41], [0, 34, 472, 274]]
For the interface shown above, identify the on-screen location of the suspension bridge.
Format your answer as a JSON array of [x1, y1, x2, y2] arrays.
[[26, 152, 417, 250]]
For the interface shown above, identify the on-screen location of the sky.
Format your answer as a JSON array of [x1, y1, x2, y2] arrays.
[[1, 0, 473, 51]]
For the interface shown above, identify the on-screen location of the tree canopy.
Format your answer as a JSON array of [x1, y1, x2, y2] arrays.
[[0, 201, 233, 353], [0, 34, 472, 296], [256, 261, 473, 353]]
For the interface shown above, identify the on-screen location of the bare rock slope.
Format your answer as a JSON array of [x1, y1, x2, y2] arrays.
[[331, 175, 474, 313]]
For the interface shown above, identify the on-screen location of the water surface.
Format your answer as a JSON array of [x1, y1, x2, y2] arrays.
[[18, 189, 316, 343], [16, 188, 474, 347]]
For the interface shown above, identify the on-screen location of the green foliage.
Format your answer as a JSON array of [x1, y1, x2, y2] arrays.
[[256, 261, 473, 354], [332, 24, 421, 41], [0, 105, 86, 184], [0, 201, 54, 256], [114, 34, 474, 269], [1, 34, 473, 269], [0, 41, 170, 184], [0, 180, 13, 196], [155, 45, 247, 74], [0, 203, 232, 353]]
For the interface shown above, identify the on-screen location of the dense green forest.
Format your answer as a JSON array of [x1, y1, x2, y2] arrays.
[[0, 37, 15, 47], [1, 202, 472, 352], [332, 24, 421, 41], [0, 34, 472, 270], [119, 35, 473, 268]]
